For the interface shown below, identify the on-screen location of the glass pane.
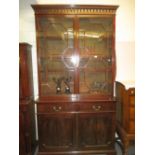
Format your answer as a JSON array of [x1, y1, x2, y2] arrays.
[[80, 69, 112, 94], [38, 17, 74, 95], [79, 17, 113, 95]]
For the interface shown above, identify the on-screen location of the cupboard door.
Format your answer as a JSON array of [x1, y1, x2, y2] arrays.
[[78, 112, 115, 148], [38, 113, 75, 151], [78, 17, 114, 95], [37, 16, 75, 96]]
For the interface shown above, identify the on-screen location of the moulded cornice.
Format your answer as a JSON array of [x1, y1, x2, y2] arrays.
[[31, 5, 119, 15]]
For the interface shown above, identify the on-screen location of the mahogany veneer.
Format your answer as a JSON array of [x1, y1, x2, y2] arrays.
[[32, 5, 119, 155]]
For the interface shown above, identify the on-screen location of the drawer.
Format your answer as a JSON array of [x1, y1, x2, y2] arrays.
[[37, 102, 115, 113], [37, 103, 76, 113], [79, 102, 115, 112]]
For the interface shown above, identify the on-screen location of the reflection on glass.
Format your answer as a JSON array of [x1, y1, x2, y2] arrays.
[[71, 55, 79, 67]]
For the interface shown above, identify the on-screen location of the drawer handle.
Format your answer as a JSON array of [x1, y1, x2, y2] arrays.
[[92, 105, 101, 111], [52, 106, 62, 112]]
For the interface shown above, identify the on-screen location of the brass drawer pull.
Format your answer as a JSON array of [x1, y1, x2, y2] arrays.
[[92, 105, 101, 111], [52, 106, 62, 112]]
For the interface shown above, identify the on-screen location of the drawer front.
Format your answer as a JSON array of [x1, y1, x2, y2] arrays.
[[79, 102, 115, 112], [37, 101, 115, 113], [37, 103, 76, 113]]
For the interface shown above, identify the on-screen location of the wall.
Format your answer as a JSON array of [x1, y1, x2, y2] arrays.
[[19, 0, 135, 98]]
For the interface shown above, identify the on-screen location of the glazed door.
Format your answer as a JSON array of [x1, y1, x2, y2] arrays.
[[78, 112, 115, 148], [78, 17, 115, 95], [38, 113, 75, 151], [37, 16, 76, 96]]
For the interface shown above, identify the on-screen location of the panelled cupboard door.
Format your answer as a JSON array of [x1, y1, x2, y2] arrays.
[[38, 114, 75, 152], [78, 112, 115, 148]]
